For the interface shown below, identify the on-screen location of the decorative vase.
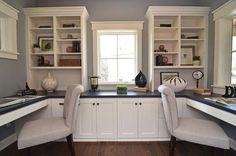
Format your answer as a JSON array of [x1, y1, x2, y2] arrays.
[[33, 47, 40, 53], [41, 72, 58, 92], [163, 76, 187, 92], [135, 70, 147, 87]]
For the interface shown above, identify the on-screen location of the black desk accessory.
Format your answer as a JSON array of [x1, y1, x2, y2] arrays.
[[16, 83, 37, 96], [222, 86, 235, 98]]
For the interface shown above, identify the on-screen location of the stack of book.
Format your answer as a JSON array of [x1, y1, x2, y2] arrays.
[[134, 87, 148, 92], [192, 88, 211, 95], [204, 97, 236, 106]]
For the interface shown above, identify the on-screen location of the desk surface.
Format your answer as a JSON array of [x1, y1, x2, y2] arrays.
[[1, 90, 236, 116]]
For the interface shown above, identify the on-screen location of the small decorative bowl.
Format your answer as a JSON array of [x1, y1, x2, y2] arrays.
[[163, 76, 187, 92]]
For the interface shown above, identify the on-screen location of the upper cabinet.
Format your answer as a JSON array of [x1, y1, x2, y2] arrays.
[[23, 7, 89, 90], [0, 0, 19, 60], [146, 6, 210, 91]]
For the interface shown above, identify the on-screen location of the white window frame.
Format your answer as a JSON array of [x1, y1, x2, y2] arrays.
[[212, 0, 236, 94], [92, 21, 143, 85], [0, 0, 19, 60]]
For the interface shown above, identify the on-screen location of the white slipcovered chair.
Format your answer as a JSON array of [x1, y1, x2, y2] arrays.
[[158, 85, 230, 156], [17, 84, 84, 156]]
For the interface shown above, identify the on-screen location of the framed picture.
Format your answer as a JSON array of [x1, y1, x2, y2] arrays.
[[181, 45, 195, 66], [38, 36, 53, 52], [160, 72, 179, 84]]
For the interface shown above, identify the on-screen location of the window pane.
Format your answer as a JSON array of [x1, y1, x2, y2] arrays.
[[231, 52, 236, 84], [232, 36, 236, 51], [118, 59, 135, 83], [100, 35, 117, 58], [100, 59, 117, 82], [118, 34, 135, 58]]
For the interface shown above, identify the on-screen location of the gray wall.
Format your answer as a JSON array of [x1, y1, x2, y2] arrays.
[[0, 0, 36, 142], [35, 0, 203, 84], [0, 0, 36, 98]]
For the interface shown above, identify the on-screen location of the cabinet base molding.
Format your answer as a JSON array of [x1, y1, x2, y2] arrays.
[[73, 137, 170, 142], [0, 133, 17, 151]]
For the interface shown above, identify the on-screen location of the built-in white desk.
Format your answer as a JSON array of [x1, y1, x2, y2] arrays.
[[0, 100, 48, 127], [186, 99, 236, 127]]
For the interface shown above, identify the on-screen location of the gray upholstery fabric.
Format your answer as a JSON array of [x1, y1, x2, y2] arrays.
[[18, 84, 84, 149], [158, 85, 230, 149], [174, 118, 229, 149], [18, 117, 70, 149], [63, 84, 84, 128], [158, 85, 179, 134]]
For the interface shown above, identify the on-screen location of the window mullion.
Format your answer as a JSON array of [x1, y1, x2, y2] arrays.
[[116, 34, 119, 83]]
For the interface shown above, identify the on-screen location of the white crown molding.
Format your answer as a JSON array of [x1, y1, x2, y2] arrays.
[[146, 6, 210, 16], [23, 6, 88, 17], [91, 21, 144, 30], [0, 0, 18, 20], [213, 0, 236, 20]]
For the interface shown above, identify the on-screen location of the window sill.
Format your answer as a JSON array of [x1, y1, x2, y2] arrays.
[[0, 50, 19, 60]]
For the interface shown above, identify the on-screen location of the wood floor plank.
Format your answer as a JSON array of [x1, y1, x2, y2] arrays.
[[1, 141, 236, 156]]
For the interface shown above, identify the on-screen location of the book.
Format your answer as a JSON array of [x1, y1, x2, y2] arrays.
[[134, 87, 148, 92], [192, 88, 211, 95], [204, 97, 236, 106]]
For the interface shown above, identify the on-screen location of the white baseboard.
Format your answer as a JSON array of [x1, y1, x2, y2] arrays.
[[0, 133, 17, 151], [230, 138, 236, 151]]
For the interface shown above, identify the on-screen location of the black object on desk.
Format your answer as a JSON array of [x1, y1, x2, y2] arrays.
[[222, 86, 234, 98], [16, 83, 37, 96]]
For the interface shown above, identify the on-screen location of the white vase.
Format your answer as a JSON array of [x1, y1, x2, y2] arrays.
[[41, 72, 58, 92], [163, 76, 187, 92], [33, 47, 40, 53]]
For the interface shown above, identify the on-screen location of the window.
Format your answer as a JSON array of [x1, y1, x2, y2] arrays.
[[92, 21, 143, 84], [231, 20, 236, 84], [0, 0, 19, 60]]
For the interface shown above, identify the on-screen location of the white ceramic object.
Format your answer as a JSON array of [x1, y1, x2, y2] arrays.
[[163, 76, 187, 92], [41, 72, 58, 92], [33, 47, 40, 53]]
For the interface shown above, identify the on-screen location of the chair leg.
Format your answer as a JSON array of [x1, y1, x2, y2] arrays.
[[169, 136, 176, 156], [66, 134, 76, 156], [22, 147, 30, 156], [223, 149, 228, 156]]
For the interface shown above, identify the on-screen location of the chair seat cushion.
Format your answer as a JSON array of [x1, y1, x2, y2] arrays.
[[18, 117, 71, 149], [174, 118, 230, 149]]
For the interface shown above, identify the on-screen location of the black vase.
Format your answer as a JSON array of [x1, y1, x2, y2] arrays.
[[135, 71, 147, 87]]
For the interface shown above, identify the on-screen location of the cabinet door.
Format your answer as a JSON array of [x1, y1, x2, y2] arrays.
[[138, 98, 158, 138], [117, 98, 138, 138], [75, 98, 97, 139], [96, 98, 117, 139], [51, 98, 64, 117]]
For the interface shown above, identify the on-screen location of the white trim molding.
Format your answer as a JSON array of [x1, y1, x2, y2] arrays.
[[91, 21, 143, 85], [0, 0, 19, 60], [212, 0, 236, 92]]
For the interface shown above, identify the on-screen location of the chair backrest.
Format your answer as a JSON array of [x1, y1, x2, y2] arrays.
[[63, 84, 84, 129], [158, 85, 179, 135]]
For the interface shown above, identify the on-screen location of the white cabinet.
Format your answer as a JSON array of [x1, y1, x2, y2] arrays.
[[117, 98, 159, 139], [24, 7, 89, 91], [74, 98, 117, 139], [75, 98, 96, 139], [146, 6, 210, 91], [51, 98, 64, 117], [117, 98, 138, 138]]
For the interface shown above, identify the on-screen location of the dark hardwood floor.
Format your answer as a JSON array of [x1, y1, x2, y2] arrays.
[[1, 141, 236, 156]]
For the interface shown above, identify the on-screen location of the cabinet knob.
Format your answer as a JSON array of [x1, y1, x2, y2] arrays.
[[135, 102, 138, 105], [59, 103, 64, 106], [97, 103, 99, 106], [139, 102, 142, 105], [93, 103, 95, 106]]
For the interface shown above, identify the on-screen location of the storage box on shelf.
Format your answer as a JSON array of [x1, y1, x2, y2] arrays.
[[24, 7, 89, 90], [146, 6, 210, 91]]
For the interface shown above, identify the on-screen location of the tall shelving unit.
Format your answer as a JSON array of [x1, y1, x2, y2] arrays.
[[146, 6, 210, 91], [24, 7, 89, 90]]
